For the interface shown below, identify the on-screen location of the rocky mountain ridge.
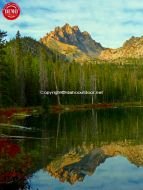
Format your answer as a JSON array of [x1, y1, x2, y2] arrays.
[[40, 23, 104, 62], [40, 24, 143, 62], [100, 36, 143, 60]]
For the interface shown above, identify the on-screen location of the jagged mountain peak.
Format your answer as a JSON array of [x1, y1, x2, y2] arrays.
[[62, 23, 73, 34], [49, 23, 80, 37], [60, 23, 80, 33], [82, 31, 90, 36], [41, 24, 104, 62]]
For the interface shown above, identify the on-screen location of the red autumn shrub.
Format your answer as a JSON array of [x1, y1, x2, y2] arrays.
[[0, 138, 32, 185], [0, 139, 21, 158]]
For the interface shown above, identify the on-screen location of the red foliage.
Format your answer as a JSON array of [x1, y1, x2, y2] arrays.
[[0, 139, 21, 158], [0, 108, 32, 118], [0, 171, 26, 183], [0, 139, 32, 184]]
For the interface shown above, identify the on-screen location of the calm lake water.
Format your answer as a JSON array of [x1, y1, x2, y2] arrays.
[[1, 107, 143, 190]]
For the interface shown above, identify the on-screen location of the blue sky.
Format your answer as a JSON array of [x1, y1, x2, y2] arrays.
[[1, 0, 143, 48]]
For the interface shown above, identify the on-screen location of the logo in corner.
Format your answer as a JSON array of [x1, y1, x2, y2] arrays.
[[2, 2, 21, 20]]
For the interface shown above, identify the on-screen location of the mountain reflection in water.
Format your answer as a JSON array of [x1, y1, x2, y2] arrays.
[[46, 143, 143, 184], [1, 107, 143, 190]]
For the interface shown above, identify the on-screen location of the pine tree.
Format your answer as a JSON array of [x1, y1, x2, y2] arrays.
[[15, 30, 25, 106], [39, 47, 49, 106], [39, 47, 48, 91], [0, 30, 9, 106]]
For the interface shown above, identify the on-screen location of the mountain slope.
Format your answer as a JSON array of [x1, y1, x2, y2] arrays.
[[42, 37, 89, 62], [40, 23, 104, 62], [100, 36, 143, 60], [7, 37, 66, 62]]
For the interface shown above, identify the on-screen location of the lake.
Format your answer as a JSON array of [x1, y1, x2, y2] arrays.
[[1, 107, 143, 190]]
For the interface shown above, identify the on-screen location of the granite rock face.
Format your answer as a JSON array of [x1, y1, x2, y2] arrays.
[[40, 23, 104, 62]]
